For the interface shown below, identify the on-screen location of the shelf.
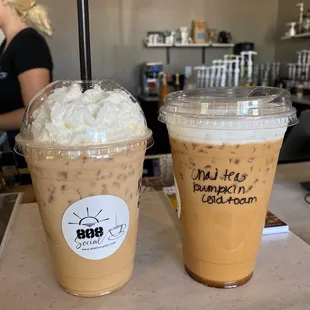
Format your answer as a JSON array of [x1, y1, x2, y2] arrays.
[[145, 42, 234, 48], [144, 41, 234, 64], [281, 32, 310, 40], [145, 43, 173, 47], [212, 43, 235, 47], [174, 43, 211, 47]]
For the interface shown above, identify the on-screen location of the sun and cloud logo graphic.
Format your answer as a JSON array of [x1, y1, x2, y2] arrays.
[[68, 207, 109, 227]]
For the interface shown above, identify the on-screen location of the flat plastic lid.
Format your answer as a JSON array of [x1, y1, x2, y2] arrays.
[[16, 80, 152, 150], [159, 87, 298, 128]]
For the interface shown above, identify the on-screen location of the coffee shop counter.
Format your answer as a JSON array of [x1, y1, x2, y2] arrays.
[[1, 190, 310, 310]]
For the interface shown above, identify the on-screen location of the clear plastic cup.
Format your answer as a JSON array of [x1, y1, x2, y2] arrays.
[[159, 87, 297, 288], [15, 80, 152, 297]]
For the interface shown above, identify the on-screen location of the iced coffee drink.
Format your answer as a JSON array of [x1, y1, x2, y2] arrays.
[[15, 81, 152, 297], [159, 87, 297, 288]]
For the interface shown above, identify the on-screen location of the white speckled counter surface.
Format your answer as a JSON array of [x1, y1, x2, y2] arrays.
[[1, 191, 310, 310]]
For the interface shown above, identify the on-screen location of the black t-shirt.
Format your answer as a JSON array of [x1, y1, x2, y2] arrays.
[[0, 28, 53, 114]]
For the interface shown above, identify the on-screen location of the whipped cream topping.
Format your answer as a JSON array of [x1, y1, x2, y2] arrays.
[[30, 84, 147, 146]]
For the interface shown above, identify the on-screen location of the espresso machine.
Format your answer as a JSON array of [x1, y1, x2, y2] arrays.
[[140, 62, 163, 97]]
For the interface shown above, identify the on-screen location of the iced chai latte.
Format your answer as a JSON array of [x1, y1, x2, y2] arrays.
[[159, 87, 297, 288], [15, 81, 152, 297]]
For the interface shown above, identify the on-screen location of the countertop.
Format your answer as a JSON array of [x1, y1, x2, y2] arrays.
[[1, 191, 310, 309], [0, 193, 22, 259], [291, 95, 310, 106], [138, 95, 159, 103]]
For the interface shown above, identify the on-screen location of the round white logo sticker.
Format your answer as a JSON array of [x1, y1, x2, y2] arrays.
[[62, 195, 129, 260]]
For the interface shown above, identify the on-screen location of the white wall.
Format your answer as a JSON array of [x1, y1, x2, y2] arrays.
[[40, 0, 279, 94]]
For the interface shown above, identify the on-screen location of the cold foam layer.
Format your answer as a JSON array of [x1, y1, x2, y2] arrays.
[[167, 119, 288, 145], [30, 84, 147, 146]]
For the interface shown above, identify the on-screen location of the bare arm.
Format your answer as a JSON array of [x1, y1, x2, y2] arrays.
[[0, 68, 50, 131]]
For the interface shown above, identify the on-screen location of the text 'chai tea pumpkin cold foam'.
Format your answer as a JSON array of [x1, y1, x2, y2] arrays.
[[15, 81, 152, 297], [159, 87, 297, 288]]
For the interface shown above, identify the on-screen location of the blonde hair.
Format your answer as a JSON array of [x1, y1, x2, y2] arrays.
[[9, 0, 53, 36]]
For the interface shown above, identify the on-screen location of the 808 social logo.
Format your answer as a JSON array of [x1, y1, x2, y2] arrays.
[[62, 195, 129, 260]]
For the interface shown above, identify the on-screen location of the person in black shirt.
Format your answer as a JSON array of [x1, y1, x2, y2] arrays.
[[0, 0, 53, 173]]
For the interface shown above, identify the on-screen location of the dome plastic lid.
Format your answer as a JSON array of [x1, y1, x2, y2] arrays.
[[16, 80, 153, 151], [159, 87, 298, 129]]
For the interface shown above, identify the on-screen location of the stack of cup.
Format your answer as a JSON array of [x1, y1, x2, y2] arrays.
[[159, 87, 297, 288], [15, 80, 152, 297]]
